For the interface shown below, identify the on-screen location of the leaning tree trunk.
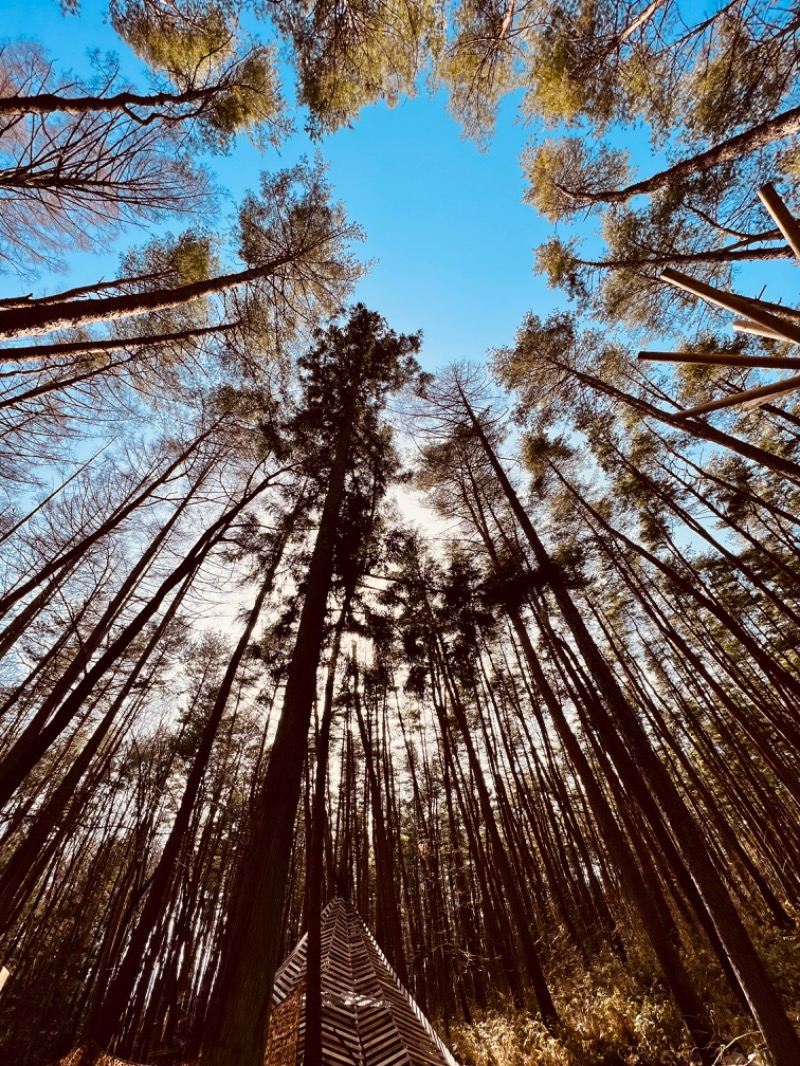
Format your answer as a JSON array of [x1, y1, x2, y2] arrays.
[[0, 254, 310, 341], [558, 105, 800, 207], [303, 596, 352, 1066], [0, 476, 270, 808], [201, 394, 358, 1066], [459, 388, 800, 1066], [88, 519, 291, 1056]]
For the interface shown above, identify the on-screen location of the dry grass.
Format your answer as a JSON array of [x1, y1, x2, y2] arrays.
[[52, 1048, 197, 1066], [448, 951, 772, 1066]]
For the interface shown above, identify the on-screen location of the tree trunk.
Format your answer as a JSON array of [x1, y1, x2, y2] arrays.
[[564, 105, 800, 207], [90, 557, 279, 1054], [0, 85, 220, 116], [0, 253, 313, 341], [200, 396, 357, 1066], [459, 384, 800, 1065]]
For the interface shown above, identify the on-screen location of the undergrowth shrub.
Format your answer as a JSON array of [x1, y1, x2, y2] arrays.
[[447, 944, 779, 1066]]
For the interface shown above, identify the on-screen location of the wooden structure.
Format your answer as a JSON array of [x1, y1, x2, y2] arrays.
[[639, 181, 800, 417], [267, 897, 458, 1066]]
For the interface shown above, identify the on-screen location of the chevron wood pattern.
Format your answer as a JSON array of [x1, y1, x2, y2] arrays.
[[268, 898, 459, 1066]]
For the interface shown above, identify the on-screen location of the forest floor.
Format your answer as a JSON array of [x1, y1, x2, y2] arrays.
[[450, 1007, 761, 1066], [446, 933, 800, 1066], [54, 924, 800, 1066]]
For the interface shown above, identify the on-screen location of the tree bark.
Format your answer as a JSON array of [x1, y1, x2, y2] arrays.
[[458, 383, 800, 1065], [0, 251, 324, 342], [90, 557, 279, 1055], [201, 394, 357, 1066], [561, 105, 800, 207], [0, 85, 221, 116], [0, 321, 236, 365], [0, 476, 271, 807]]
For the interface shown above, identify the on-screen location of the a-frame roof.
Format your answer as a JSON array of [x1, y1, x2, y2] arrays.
[[266, 898, 459, 1066]]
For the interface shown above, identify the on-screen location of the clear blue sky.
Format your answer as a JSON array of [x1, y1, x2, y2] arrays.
[[0, 0, 564, 372]]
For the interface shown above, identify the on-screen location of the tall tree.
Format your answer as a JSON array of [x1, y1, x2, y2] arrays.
[[420, 364, 800, 1065], [201, 304, 422, 1066]]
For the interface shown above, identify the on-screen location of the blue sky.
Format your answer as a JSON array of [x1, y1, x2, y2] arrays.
[[0, 0, 564, 372]]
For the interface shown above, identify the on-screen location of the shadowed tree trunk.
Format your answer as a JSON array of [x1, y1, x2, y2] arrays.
[[455, 379, 800, 1066]]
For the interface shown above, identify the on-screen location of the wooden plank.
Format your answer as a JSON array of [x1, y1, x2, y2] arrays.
[[638, 351, 800, 369], [675, 373, 800, 418], [264, 983, 303, 1066], [732, 318, 787, 340], [660, 268, 800, 346], [759, 182, 800, 261]]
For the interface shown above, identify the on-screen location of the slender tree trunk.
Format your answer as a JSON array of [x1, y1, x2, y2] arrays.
[[561, 105, 800, 207], [469, 509, 718, 1057], [201, 396, 357, 1066], [576, 243, 794, 271], [303, 597, 351, 1066], [352, 663, 410, 985], [0, 321, 236, 366], [0, 476, 270, 806], [561, 361, 800, 485], [89, 556, 280, 1055], [0, 562, 197, 925], [0, 426, 217, 618], [0, 251, 323, 341], [0, 84, 221, 116], [458, 385, 800, 1065], [429, 629, 559, 1028]]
